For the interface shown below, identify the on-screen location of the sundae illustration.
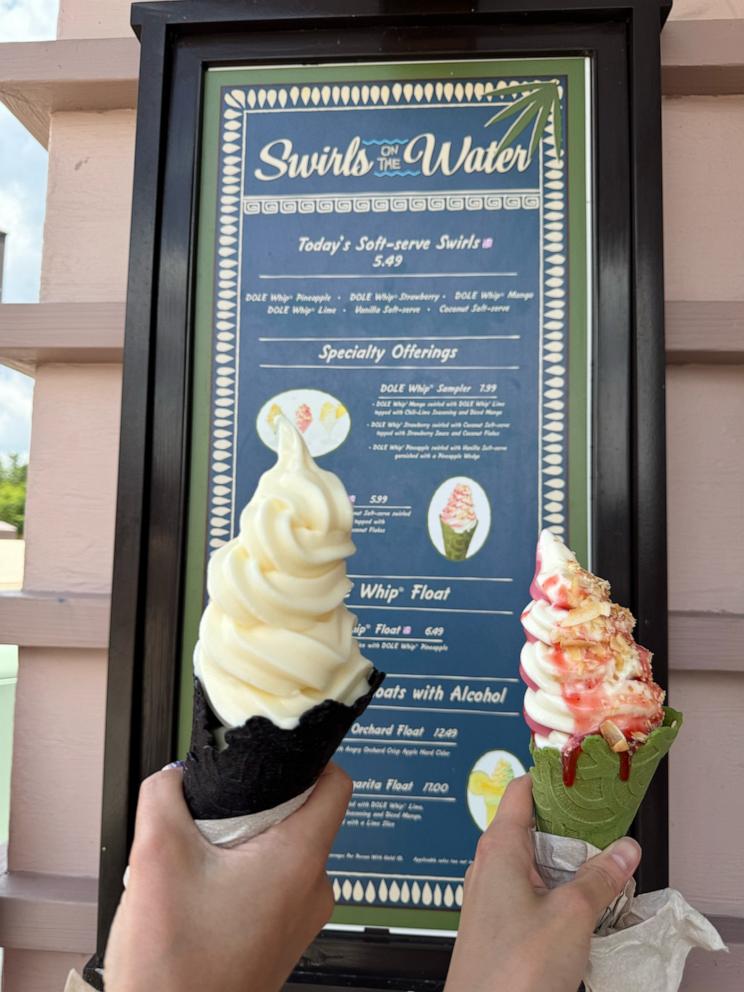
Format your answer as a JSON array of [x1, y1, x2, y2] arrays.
[[440, 483, 478, 561], [294, 402, 313, 434], [522, 529, 682, 848]]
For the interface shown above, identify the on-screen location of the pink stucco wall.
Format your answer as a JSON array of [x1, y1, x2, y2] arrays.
[[3, 1, 742, 988]]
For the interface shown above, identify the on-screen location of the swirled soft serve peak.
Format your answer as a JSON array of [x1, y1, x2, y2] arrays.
[[184, 417, 383, 829]]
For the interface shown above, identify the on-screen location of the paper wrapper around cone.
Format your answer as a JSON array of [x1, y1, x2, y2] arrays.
[[530, 707, 683, 849], [440, 520, 477, 561], [532, 831, 725, 992], [182, 669, 384, 841]]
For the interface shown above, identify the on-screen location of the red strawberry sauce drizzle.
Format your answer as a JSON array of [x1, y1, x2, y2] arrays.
[[619, 751, 631, 782], [524, 543, 662, 785], [561, 738, 583, 787], [559, 734, 633, 787], [530, 547, 572, 608]]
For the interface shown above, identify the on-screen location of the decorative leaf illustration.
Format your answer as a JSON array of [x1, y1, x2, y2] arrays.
[[483, 80, 563, 160], [530, 707, 683, 850]]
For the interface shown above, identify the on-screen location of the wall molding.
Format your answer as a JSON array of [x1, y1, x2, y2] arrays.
[[0, 871, 97, 953], [1, 22, 743, 148], [0, 38, 139, 147], [0, 592, 739, 672], [0, 300, 741, 378], [0, 867, 740, 955], [0, 303, 125, 375], [0, 591, 111, 650], [665, 301, 744, 365], [662, 19, 744, 96], [668, 611, 744, 673]]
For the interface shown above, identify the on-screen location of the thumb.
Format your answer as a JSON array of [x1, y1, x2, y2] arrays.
[[561, 837, 641, 924], [131, 766, 201, 860]]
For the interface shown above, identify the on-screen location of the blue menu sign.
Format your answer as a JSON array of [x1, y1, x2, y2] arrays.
[[185, 58, 592, 931]]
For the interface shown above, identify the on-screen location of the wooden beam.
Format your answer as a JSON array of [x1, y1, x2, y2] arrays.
[[0, 591, 111, 650], [0, 38, 139, 147], [665, 301, 744, 365], [669, 611, 744, 673], [0, 303, 125, 374], [0, 871, 96, 953], [662, 19, 744, 96]]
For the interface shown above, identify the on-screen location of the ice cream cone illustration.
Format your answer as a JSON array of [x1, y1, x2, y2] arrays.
[[295, 403, 312, 434], [521, 530, 682, 848], [183, 417, 383, 834], [439, 483, 478, 560], [469, 759, 515, 826], [266, 402, 282, 433]]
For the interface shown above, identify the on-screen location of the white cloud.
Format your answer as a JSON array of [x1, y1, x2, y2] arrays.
[[0, 0, 59, 42], [0, 149, 46, 303], [0, 3, 58, 456], [0, 366, 33, 459]]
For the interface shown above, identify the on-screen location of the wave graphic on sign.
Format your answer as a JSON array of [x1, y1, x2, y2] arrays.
[[373, 170, 421, 177]]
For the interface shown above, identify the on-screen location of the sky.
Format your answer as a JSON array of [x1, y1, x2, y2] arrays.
[[0, 0, 60, 459]]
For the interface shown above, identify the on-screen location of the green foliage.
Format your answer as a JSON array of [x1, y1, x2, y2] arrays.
[[483, 80, 563, 160], [0, 454, 28, 534]]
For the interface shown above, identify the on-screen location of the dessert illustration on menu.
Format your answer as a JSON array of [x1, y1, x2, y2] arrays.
[[294, 402, 313, 434], [320, 400, 347, 435], [468, 758, 515, 826], [183, 416, 383, 833], [440, 483, 478, 561], [266, 402, 282, 433], [257, 390, 351, 458], [521, 530, 682, 848]]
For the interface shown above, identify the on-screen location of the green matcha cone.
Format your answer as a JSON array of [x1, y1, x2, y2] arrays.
[[440, 520, 477, 561], [530, 707, 683, 849]]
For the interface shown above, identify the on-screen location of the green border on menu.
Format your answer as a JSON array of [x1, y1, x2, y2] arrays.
[[178, 57, 591, 933]]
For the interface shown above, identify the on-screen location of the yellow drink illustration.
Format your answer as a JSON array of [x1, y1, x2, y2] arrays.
[[320, 401, 348, 435], [319, 400, 336, 434], [469, 759, 515, 826]]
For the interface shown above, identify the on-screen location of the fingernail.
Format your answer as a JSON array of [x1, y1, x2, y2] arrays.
[[161, 760, 185, 772], [607, 837, 641, 873]]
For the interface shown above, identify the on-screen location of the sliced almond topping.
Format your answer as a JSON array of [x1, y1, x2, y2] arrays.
[[561, 601, 606, 627], [600, 719, 630, 752]]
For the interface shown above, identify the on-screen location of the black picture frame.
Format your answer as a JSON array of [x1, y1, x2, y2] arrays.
[[86, 2, 671, 988]]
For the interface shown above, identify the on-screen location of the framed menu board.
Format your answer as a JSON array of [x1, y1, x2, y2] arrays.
[[179, 57, 591, 933], [90, 3, 671, 988]]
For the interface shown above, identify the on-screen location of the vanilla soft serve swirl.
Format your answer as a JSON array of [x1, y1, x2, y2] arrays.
[[195, 417, 374, 730]]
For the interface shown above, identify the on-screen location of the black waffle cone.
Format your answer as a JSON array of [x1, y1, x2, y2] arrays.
[[183, 669, 385, 820]]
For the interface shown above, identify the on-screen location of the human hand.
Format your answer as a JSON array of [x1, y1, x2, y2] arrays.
[[104, 763, 352, 992], [445, 775, 641, 992]]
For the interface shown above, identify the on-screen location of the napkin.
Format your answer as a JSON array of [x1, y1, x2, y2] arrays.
[[533, 831, 727, 992]]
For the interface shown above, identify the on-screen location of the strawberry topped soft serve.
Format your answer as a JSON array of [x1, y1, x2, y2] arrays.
[[520, 530, 664, 777]]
